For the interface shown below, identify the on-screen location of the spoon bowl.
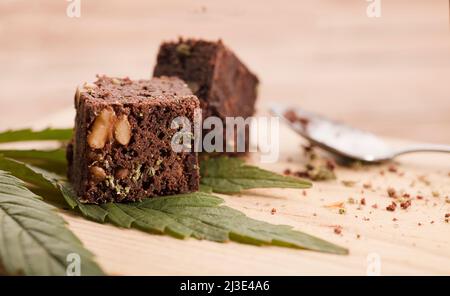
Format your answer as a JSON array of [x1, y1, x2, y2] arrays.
[[270, 105, 450, 163]]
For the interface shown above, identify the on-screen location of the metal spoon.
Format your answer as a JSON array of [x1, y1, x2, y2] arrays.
[[270, 105, 450, 163]]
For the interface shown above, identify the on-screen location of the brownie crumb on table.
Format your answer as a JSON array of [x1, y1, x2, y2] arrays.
[[386, 201, 397, 212], [334, 226, 343, 235], [67, 75, 200, 203], [400, 199, 412, 210]]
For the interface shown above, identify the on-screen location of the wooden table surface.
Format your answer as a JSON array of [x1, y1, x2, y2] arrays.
[[1, 0, 449, 275]]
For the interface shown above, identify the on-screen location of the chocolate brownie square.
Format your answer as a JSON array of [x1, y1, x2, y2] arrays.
[[153, 39, 259, 153], [67, 76, 200, 203]]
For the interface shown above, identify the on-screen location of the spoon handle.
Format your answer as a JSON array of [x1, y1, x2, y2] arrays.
[[394, 143, 450, 156]]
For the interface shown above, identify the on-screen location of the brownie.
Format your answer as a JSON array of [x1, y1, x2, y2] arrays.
[[153, 38, 259, 153], [67, 75, 200, 203]]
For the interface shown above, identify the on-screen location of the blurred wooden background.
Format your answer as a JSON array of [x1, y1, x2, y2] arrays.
[[1, 1, 449, 276], [0, 0, 449, 143]]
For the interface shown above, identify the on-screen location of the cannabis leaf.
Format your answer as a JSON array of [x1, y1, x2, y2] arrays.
[[200, 156, 311, 193], [0, 149, 67, 176], [0, 128, 72, 143], [0, 129, 346, 255], [60, 185, 347, 255], [0, 170, 104, 275], [0, 156, 347, 255]]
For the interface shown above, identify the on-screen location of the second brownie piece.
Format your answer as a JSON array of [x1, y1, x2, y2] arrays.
[[153, 38, 259, 120], [68, 76, 200, 203]]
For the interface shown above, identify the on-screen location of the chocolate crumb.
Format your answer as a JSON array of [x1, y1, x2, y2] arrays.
[[388, 165, 398, 173], [360, 198, 366, 206], [386, 201, 397, 212], [356, 234, 361, 239], [302, 190, 307, 196], [400, 200, 412, 210], [372, 204, 378, 209], [418, 222, 422, 226], [284, 110, 310, 128], [342, 180, 357, 187], [416, 195, 424, 200], [285, 145, 337, 181], [271, 208, 277, 215], [334, 226, 342, 235], [393, 217, 398, 222]]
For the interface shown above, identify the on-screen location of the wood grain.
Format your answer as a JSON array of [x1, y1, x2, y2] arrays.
[[58, 125, 450, 275], [0, 0, 449, 275], [0, 0, 449, 142]]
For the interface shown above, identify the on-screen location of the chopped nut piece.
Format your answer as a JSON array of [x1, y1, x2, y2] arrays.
[[431, 191, 440, 198], [114, 115, 132, 145], [87, 107, 116, 149], [115, 168, 129, 179], [342, 180, 357, 187], [83, 82, 98, 90], [111, 78, 121, 85], [176, 43, 191, 56], [338, 208, 346, 215], [186, 81, 200, 93], [89, 166, 106, 183]]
